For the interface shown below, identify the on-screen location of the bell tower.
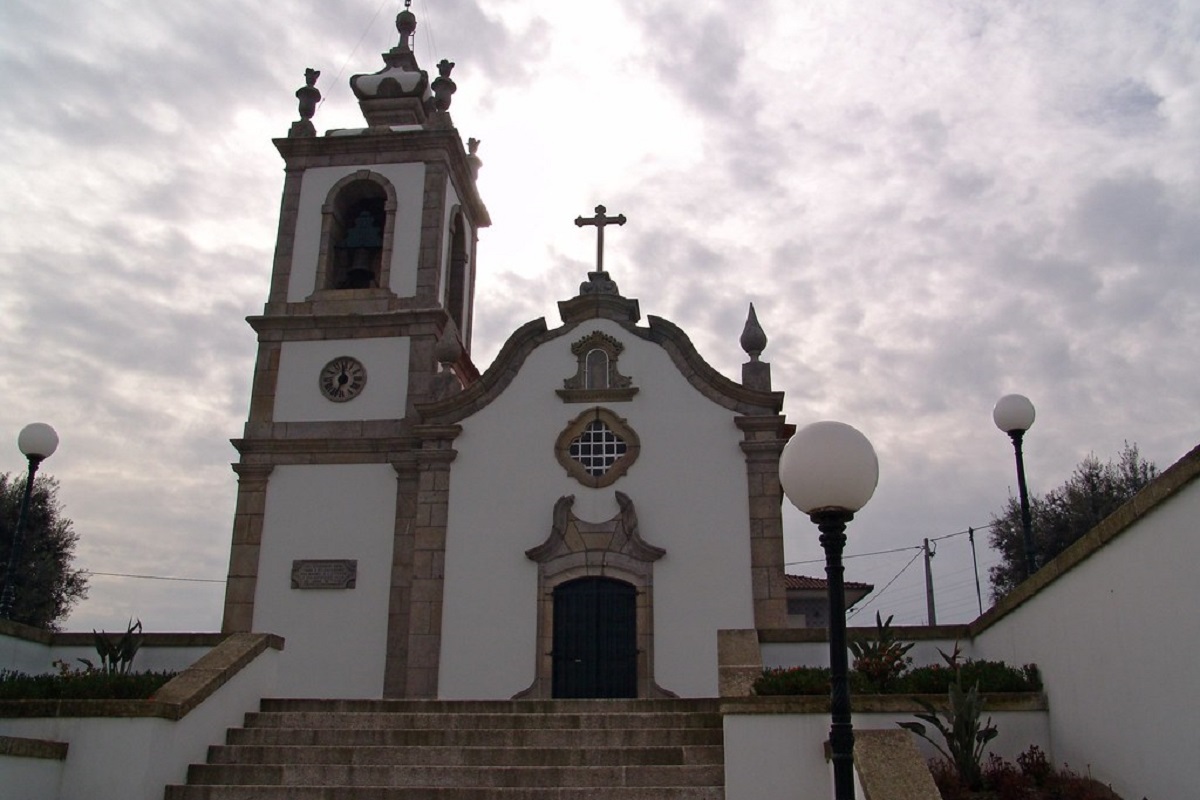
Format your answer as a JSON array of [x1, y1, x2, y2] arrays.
[[221, 5, 489, 698]]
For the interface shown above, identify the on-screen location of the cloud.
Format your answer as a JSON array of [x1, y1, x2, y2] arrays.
[[1, 0, 1197, 633]]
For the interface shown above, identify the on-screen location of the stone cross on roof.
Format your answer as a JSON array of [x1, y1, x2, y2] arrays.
[[574, 205, 626, 273]]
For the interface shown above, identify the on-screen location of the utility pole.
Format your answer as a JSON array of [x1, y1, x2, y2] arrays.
[[923, 538, 937, 626]]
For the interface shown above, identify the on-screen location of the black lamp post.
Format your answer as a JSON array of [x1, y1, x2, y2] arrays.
[[779, 421, 879, 800], [993, 394, 1037, 580], [0, 423, 59, 621]]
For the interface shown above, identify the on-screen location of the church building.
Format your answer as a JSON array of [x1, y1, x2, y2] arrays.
[[220, 5, 793, 701]]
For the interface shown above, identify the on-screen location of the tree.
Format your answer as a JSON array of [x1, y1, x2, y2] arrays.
[[0, 473, 88, 629], [988, 442, 1157, 600]]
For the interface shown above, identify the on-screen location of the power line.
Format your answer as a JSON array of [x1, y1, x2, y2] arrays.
[[320, 0, 393, 109], [85, 571, 225, 585], [847, 550, 923, 620], [785, 544, 922, 567]]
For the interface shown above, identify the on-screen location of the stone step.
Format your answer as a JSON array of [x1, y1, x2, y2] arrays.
[[207, 743, 725, 767], [225, 725, 723, 748], [166, 787, 725, 800], [168, 698, 727, 798], [242, 710, 723, 730], [185, 763, 725, 788], [258, 698, 720, 714]]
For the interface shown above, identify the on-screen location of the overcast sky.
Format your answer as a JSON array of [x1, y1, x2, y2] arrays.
[[1, 0, 1197, 633]]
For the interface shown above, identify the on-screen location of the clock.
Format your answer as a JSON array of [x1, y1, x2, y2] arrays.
[[319, 356, 367, 402]]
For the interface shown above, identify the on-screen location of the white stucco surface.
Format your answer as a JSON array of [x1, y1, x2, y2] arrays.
[[973, 480, 1200, 800], [272, 337, 410, 422], [762, 636, 973, 671], [1, 754, 62, 800], [723, 711, 1050, 800], [253, 464, 397, 697], [286, 163, 426, 301], [0, 633, 54, 674], [0, 644, 280, 800], [438, 318, 757, 698]]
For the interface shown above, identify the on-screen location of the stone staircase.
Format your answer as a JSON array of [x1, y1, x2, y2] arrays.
[[164, 698, 726, 799]]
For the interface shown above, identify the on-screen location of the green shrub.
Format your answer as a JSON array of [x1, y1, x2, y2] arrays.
[[849, 613, 914, 692], [0, 667, 176, 700], [753, 659, 1040, 696], [902, 660, 1041, 694]]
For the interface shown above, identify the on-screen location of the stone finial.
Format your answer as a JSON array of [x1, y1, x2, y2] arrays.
[[466, 138, 483, 180], [740, 303, 772, 391], [396, 1, 417, 44], [435, 320, 463, 366], [740, 303, 767, 361], [431, 321, 464, 399], [429, 59, 457, 112], [289, 68, 321, 138]]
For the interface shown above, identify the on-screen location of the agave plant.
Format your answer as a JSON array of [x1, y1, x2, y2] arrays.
[[86, 618, 143, 675], [898, 678, 998, 790]]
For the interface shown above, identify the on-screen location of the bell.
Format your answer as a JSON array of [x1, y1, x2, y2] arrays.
[[337, 211, 383, 289]]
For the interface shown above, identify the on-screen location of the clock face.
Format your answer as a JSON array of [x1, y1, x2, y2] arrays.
[[319, 356, 367, 402]]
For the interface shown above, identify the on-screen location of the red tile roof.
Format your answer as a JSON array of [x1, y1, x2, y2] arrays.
[[785, 574, 874, 591]]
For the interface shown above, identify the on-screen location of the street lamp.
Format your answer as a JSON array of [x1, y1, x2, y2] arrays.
[[992, 394, 1036, 580], [0, 423, 60, 620], [779, 421, 879, 800]]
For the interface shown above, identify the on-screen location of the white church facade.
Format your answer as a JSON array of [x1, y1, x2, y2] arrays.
[[220, 6, 792, 701]]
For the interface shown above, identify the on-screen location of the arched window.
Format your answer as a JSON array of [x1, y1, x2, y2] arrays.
[[329, 181, 385, 289], [312, 171, 398, 295], [584, 349, 609, 390], [446, 210, 469, 335]]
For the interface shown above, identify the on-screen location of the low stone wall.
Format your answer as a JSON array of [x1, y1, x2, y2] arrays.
[[0, 632, 283, 800], [0, 619, 223, 675], [721, 695, 1050, 800]]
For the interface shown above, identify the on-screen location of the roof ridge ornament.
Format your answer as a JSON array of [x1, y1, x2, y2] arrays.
[[740, 303, 772, 391], [288, 68, 321, 138], [740, 303, 767, 361], [574, 204, 627, 296], [349, 2, 459, 125]]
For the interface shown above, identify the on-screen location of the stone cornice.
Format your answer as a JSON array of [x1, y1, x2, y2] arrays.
[[273, 130, 490, 228], [416, 317, 555, 424], [639, 316, 784, 415], [248, 307, 451, 337]]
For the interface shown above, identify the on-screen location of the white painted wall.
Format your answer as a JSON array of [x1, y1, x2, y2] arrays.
[[762, 636, 974, 670], [0, 633, 54, 675], [286, 163, 426, 301], [439, 318, 756, 698], [0, 644, 279, 800], [252, 464, 397, 697], [973, 480, 1200, 800], [272, 337, 410, 422], [1, 753, 62, 800], [724, 710, 1050, 800]]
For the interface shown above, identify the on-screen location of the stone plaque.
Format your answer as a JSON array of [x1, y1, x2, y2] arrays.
[[291, 559, 357, 590]]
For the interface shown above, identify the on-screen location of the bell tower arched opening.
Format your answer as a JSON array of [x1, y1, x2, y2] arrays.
[[312, 171, 399, 295], [445, 208, 469, 341]]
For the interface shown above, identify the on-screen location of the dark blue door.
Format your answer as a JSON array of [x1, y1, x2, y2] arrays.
[[552, 577, 637, 698]]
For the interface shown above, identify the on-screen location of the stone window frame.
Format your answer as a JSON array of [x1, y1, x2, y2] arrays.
[[554, 407, 640, 489], [310, 170, 399, 297], [557, 331, 638, 403]]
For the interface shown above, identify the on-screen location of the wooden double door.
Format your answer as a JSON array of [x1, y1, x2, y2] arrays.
[[551, 577, 637, 698]]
